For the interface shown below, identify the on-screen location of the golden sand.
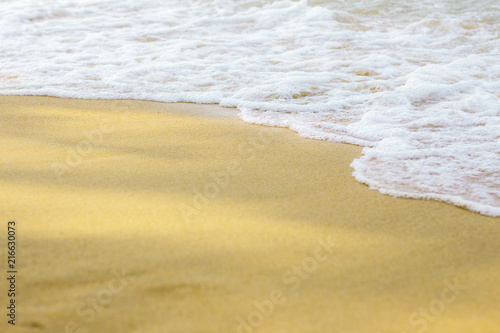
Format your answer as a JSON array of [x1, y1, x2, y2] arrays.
[[0, 96, 499, 333]]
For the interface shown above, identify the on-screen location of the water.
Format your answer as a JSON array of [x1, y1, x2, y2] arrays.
[[1, 0, 499, 216]]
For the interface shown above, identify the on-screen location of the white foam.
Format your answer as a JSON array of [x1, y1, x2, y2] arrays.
[[1, 0, 499, 216]]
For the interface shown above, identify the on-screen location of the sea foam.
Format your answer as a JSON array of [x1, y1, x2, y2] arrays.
[[0, 0, 499, 216]]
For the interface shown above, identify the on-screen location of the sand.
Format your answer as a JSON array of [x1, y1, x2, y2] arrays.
[[0, 95, 499, 333]]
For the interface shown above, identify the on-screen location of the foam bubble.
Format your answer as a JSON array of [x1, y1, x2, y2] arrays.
[[0, 0, 498, 216]]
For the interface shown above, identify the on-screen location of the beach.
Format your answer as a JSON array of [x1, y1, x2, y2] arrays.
[[0, 95, 499, 333]]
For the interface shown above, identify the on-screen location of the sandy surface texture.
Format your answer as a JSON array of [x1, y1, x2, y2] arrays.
[[0, 96, 499, 333]]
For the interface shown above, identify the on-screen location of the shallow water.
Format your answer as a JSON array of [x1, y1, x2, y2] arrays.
[[1, 0, 499, 215]]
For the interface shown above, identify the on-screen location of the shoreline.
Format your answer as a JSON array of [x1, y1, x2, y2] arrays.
[[0, 95, 499, 333]]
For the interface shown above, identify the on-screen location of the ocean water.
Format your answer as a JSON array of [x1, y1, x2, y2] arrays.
[[0, 0, 499, 216]]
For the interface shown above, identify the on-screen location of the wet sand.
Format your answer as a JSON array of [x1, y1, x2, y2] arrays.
[[0, 96, 499, 333]]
